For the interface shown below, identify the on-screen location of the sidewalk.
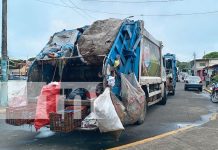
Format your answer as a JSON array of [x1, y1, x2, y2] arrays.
[[111, 114, 218, 150], [204, 86, 212, 93], [202, 81, 212, 93]]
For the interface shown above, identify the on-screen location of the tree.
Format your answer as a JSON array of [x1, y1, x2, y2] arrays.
[[212, 75, 218, 82], [28, 57, 36, 61], [203, 52, 218, 59], [177, 61, 190, 71]]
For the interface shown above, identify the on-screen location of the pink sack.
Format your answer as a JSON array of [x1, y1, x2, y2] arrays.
[[34, 82, 60, 130]]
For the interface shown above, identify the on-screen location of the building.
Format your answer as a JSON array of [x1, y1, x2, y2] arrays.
[[205, 64, 218, 76], [190, 58, 218, 81], [9, 61, 32, 76]]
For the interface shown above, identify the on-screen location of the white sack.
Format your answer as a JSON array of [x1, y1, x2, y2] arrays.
[[94, 87, 124, 132]]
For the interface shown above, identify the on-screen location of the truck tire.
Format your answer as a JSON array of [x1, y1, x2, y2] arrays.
[[159, 87, 167, 105], [136, 100, 147, 125]]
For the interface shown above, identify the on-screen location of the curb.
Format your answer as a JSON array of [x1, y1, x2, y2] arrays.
[[108, 126, 193, 150], [210, 113, 218, 121], [203, 87, 212, 94], [109, 113, 218, 150]]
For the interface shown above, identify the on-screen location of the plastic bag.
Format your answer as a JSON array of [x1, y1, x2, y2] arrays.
[[94, 87, 124, 132], [107, 76, 115, 87], [34, 82, 60, 131], [120, 73, 145, 124], [110, 92, 126, 124], [8, 86, 27, 108], [81, 112, 98, 128]]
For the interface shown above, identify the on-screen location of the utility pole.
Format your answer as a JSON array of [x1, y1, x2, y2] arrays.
[[1, 0, 8, 107], [193, 52, 197, 76]]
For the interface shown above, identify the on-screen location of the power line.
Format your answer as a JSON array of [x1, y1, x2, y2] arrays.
[[81, 0, 184, 3], [145, 10, 218, 16], [34, 0, 218, 17], [140, 10, 218, 16], [34, 0, 133, 15], [35, 0, 67, 7], [59, 0, 93, 21], [68, 0, 96, 19]]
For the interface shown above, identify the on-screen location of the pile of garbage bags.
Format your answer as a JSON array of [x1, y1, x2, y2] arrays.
[[78, 18, 123, 64], [36, 19, 123, 65], [82, 73, 145, 133], [36, 30, 80, 60]]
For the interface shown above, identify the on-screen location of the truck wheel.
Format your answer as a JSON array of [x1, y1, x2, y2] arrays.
[[159, 87, 167, 105], [136, 101, 147, 125]]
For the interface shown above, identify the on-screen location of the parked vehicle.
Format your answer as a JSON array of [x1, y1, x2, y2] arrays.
[[184, 76, 203, 92], [179, 72, 189, 82], [210, 83, 218, 103], [9, 74, 27, 80], [183, 75, 189, 83], [164, 53, 177, 95]]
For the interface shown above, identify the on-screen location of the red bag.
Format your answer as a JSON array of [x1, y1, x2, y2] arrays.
[[34, 82, 60, 131]]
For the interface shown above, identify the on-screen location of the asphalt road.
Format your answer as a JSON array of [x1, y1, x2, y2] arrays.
[[0, 82, 217, 150]]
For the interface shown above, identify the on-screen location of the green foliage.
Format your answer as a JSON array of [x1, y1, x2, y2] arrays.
[[212, 75, 218, 82], [203, 52, 218, 59], [177, 61, 190, 71], [28, 57, 35, 61]]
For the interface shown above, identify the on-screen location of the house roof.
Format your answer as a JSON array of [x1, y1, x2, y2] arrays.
[[204, 64, 218, 69], [195, 58, 218, 61]]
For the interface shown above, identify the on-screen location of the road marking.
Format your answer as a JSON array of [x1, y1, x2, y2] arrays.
[[203, 87, 212, 94], [108, 125, 193, 150], [109, 113, 218, 150]]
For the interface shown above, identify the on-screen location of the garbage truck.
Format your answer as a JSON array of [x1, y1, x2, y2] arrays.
[[6, 18, 167, 133], [164, 53, 177, 95]]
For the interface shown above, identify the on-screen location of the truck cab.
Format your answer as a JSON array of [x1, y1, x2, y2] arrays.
[[164, 53, 177, 95]]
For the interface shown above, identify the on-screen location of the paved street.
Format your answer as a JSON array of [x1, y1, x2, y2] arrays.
[[121, 116, 218, 150], [0, 82, 217, 150]]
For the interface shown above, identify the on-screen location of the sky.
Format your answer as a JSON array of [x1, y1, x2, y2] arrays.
[[0, 0, 218, 61]]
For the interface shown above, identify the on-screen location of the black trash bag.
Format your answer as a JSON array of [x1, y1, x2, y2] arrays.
[[68, 88, 89, 100]]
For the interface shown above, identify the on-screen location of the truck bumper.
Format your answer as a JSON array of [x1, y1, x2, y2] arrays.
[[185, 84, 202, 89]]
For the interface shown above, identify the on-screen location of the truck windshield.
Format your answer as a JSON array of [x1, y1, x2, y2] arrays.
[[166, 59, 172, 69]]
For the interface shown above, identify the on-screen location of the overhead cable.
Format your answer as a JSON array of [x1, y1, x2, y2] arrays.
[[35, 0, 218, 17], [81, 0, 184, 4], [59, 0, 93, 21]]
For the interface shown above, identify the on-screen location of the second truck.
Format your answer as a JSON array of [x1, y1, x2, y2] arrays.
[[164, 53, 177, 95]]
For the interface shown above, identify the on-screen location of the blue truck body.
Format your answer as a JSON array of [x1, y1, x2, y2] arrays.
[[104, 20, 142, 95], [164, 53, 177, 94]]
